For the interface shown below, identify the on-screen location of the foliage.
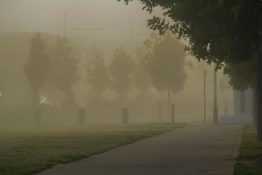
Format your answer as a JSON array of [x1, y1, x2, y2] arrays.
[[119, 0, 262, 67], [132, 47, 152, 97], [86, 47, 109, 98], [224, 60, 256, 91], [24, 33, 50, 94], [142, 32, 186, 94], [48, 37, 79, 107], [110, 48, 134, 98]]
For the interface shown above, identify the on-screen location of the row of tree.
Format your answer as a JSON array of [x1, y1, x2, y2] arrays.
[[24, 32, 187, 122]]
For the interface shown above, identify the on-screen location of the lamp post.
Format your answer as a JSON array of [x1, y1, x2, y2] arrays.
[[204, 70, 207, 124], [213, 67, 219, 124]]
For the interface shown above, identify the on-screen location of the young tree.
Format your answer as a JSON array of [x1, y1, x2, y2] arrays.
[[110, 48, 134, 99], [119, 0, 262, 140], [49, 37, 79, 107], [132, 47, 152, 98], [25, 33, 50, 123], [86, 47, 109, 100], [143, 32, 187, 120], [132, 62, 151, 97]]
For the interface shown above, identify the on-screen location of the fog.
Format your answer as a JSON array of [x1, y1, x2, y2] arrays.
[[0, 0, 234, 126]]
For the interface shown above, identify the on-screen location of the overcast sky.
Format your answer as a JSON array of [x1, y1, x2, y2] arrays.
[[0, 0, 159, 54], [0, 0, 153, 36]]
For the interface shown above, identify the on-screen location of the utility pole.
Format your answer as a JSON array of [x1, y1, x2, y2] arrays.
[[204, 70, 207, 124], [64, 12, 67, 39], [63, 12, 102, 40], [213, 66, 219, 124], [129, 19, 134, 55]]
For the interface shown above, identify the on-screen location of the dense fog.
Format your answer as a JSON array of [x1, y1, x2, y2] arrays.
[[0, 0, 234, 125]]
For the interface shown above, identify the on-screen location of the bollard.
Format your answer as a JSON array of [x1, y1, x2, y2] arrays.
[[121, 107, 129, 124], [78, 108, 86, 124]]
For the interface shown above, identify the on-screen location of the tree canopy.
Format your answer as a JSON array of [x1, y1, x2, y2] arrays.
[[224, 60, 256, 91], [25, 33, 50, 93], [110, 48, 134, 98], [142, 32, 186, 94], [119, 0, 262, 67], [86, 47, 109, 98], [49, 37, 79, 107]]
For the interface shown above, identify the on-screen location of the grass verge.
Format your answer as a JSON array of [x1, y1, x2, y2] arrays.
[[234, 125, 262, 175], [0, 123, 184, 175]]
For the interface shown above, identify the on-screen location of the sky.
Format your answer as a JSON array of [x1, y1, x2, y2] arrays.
[[0, 0, 153, 38], [0, 0, 159, 55]]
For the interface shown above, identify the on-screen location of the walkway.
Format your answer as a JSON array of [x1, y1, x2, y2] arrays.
[[37, 125, 242, 175]]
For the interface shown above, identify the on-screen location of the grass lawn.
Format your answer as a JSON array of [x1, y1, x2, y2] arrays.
[[0, 123, 184, 175], [234, 125, 262, 175]]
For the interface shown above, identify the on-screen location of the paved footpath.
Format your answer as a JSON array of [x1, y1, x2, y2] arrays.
[[37, 125, 242, 175]]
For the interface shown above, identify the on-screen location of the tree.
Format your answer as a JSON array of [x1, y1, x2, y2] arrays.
[[224, 60, 256, 91], [120, 0, 260, 65], [110, 48, 134, 99], [132, 47, 152, 98], [132, 62, 151, 98], [86, 47, 109, 100], [119, 0, 262, 140], [224, 60, 257, 123], [142, 32, 187, 120], [25, 33, 50, 123], [49, 37, 79, 107]]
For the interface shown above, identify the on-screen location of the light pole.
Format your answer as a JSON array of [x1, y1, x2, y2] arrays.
[[204, 70, 207, 124], [213, 66, 219, 124]]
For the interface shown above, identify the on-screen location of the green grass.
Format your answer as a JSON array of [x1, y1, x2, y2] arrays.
[[0, 123, 184, 175], [234, 125, 262, 175]]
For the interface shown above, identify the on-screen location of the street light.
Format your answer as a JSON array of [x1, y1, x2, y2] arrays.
[[213, 66, 219, 124], [204, 70, 207, 124]]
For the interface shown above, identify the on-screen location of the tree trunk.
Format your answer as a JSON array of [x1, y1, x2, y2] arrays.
[[32, 91, 41, 124], [256, 36, 262, 140], [171, 103, 175, 123], [167, 88, 172, 121], [252, 86, 257, 127], [224, 98, 229, 117], [78, 108, 86, 124], [158, 98, 162, 123], [240, 91, 246, 114]]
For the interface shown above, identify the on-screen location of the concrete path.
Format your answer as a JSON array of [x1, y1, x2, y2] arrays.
[[37, 125, 242, 175]]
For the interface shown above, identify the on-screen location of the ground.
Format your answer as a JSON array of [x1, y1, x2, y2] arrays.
[[0, 123, 182, 175], [234, 125, 262, 175], [37, 124, 242, 175]]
